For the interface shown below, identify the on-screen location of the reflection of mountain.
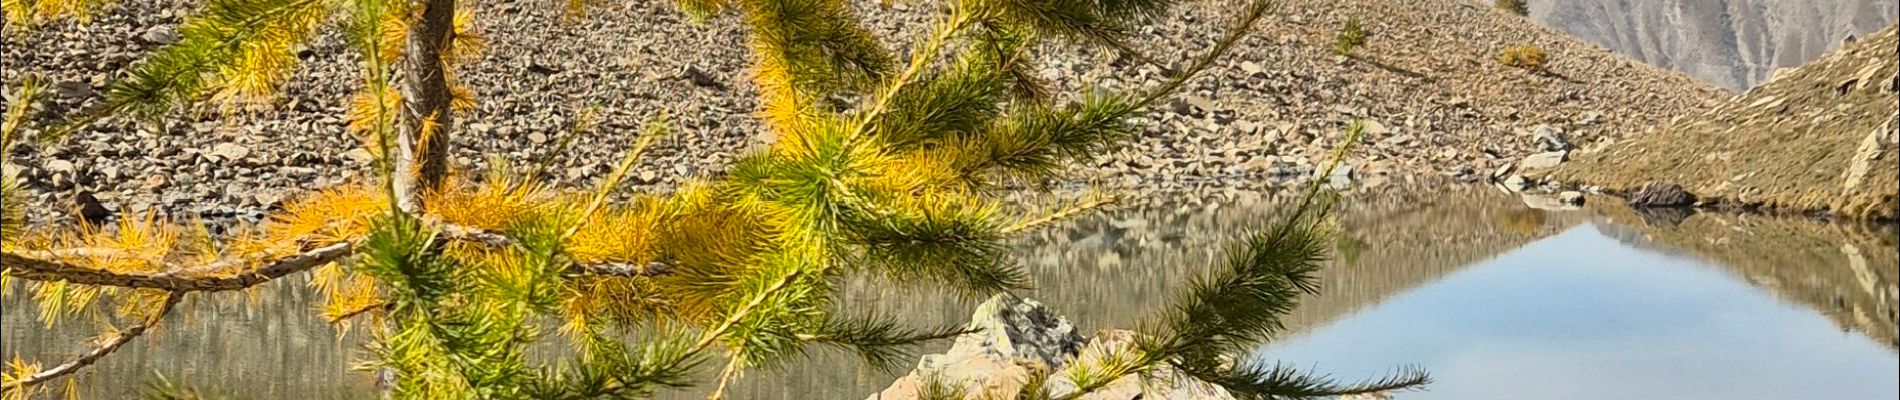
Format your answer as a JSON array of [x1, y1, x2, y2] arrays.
[[1591, 204, 1900, 350], [23, 188, 1885, 398]]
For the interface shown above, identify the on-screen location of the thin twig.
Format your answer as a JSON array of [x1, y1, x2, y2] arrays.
[[705, 354, 744, 400], [4, 291, 184, 391], [1002, 194, 1119, 234]]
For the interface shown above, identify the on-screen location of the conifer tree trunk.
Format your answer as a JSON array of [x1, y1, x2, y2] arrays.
[[393, 0, 456, 213]]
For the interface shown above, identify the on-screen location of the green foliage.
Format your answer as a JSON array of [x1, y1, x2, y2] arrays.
[[1499, 44, 1549, 71], [1496, 0, 1528, 16], [1333, 15, 1367, 56], [139, 373, 228, 400]]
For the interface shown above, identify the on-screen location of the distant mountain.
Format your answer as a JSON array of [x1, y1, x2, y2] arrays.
[[1532, 0, 1898, 91]]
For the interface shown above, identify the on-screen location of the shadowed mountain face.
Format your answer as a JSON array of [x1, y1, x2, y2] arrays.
[[1532, 0, 1898, 91]]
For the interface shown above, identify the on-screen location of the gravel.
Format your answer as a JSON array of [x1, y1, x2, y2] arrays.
[[1, 0, 1729, 224]]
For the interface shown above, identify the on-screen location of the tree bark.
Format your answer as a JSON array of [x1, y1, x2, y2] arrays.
[[393, 0, 457, 213]]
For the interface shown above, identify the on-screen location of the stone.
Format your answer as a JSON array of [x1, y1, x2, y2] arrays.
[[76, 191, 111, 223], [141, 25, 180, 44], [1627, 182, 1697, 208], [682, 65, 722, 88], [1521, 193, 1581, 211], [143, 174, 168, 190], [1518, 151, 1567, 170], [1239, 61, 1265, 76], [1840, 127, 1884, 192], [253, 190, 286, 208], [1491, 163, 1516, 180], [1558, 190, 1585, 205], [344, 148, 377, 165], [211, 142, 251, 162], [1233, 120, 1261, 135], [1531, 124, 1570, 151], [1576, 111, 1602, 126], [528, 131, 549, 144], [868, 295, 1236, 400], [1361, 119, 1388, 136], [55, 80, 93, 99], [1501, 174, 1530, 192], [43, 159, 75, 174], [1327, 164, 1354, 188]]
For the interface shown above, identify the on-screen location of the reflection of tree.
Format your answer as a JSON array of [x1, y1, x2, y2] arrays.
[[1336, 233, 1367, 266], [1496, 208, 1550, 235]]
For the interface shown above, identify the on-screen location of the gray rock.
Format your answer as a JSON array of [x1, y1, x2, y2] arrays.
[[54, 80, 92, 99], [1167, 98, 1197, 116], [1491, 162, 1516, 180], [868, 295, 1234, 400], [1627, 182, 1697, 207], [141, 25, 179, 44], [1518, 151, 1567, 170], [1531, 124, 1570, 151], [211, 142, 250, 162], [682, 65, 722, 89], [1576, 111, 1602, 125], [1327, 164, 1354, 188], [43, 159, 76, 174]]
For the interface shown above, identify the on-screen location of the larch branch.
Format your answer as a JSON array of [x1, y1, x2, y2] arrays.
[[5, 291, 184, 391], [2, 242, 354, 292]]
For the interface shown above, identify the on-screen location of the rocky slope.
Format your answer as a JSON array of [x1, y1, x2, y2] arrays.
[[1, 0, 1725, 223], [1532, 0, 1898, 91], [1553, 25, 1899, 220]]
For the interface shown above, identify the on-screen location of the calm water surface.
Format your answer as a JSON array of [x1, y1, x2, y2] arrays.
[[5, 189, 1896, 399]]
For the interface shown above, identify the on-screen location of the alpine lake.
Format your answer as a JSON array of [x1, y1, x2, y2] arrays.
[[6, 187, 1896, 399]]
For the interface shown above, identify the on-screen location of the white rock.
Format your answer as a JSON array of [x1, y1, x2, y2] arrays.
[[1518, 151, 1567, 170]]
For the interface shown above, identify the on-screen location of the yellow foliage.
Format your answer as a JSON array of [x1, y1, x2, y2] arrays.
[[1499, 44, 1549, 70], [2, 355, 45, 400], [1, 0, 110, 27], [261, 184, 386, 248], [204, 0, 336, 110], [448, 8, 487, 65], [346, 85, 401, 157], [564, 200, 665, 265], [427, 172, 554, 231], [449, 84, 476, 112]]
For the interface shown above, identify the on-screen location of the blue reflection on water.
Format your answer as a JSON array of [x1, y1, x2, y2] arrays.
[[1253, 225, 1900, 400]]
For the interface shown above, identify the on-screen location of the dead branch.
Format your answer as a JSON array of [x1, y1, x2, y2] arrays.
[[2, 242, 354, 291]]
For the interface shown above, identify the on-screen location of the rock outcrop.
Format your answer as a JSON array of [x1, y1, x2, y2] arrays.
[[867, 295, 1235, 400]]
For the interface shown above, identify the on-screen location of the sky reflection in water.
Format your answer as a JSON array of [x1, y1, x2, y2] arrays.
[[1254, 226, 1899, 400]]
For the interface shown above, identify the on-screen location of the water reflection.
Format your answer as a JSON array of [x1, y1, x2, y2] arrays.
[[4, 188, 1893, 399]]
